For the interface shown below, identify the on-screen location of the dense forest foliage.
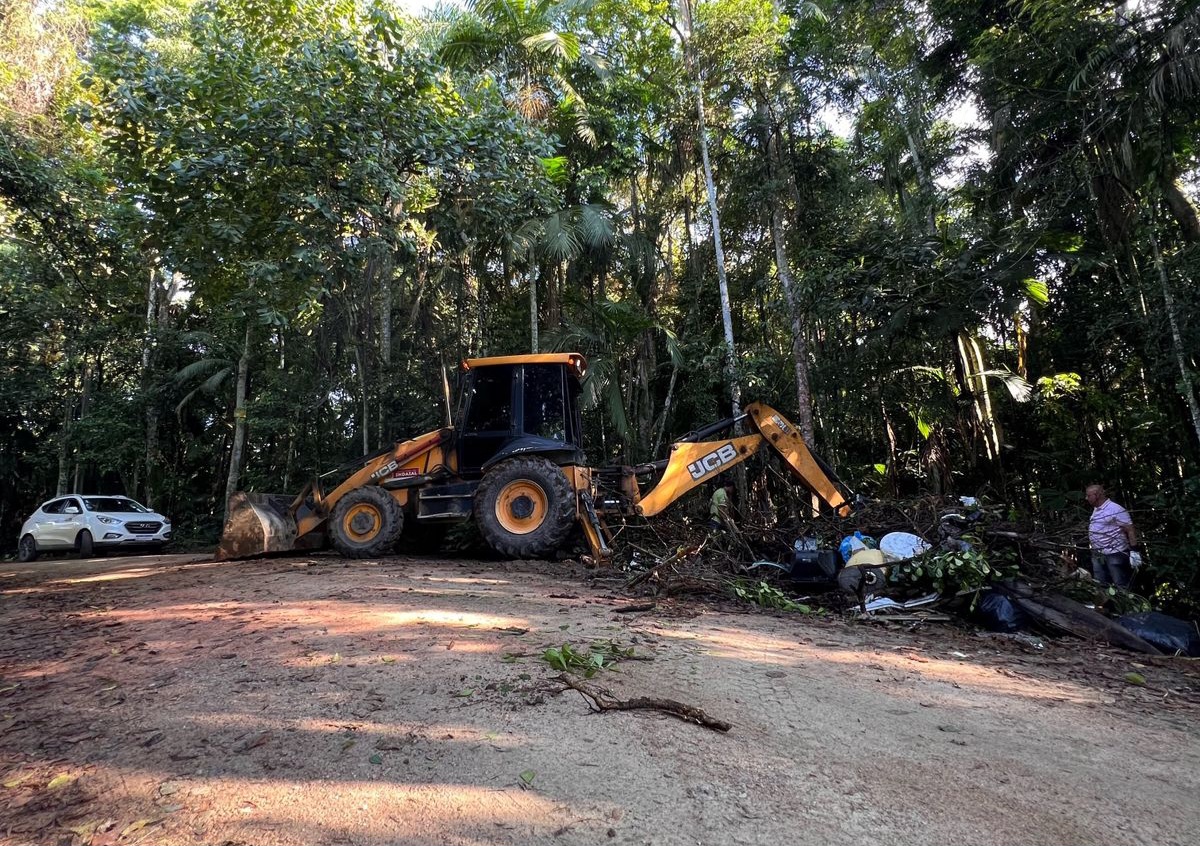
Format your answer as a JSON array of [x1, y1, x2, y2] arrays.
[[1, 0, 1197, 601]]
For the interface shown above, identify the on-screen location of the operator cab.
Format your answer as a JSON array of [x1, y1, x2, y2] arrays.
[[456, 354, 587, 477]]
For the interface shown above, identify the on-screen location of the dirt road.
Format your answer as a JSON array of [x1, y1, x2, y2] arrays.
[[2, 552, 1198, 845]]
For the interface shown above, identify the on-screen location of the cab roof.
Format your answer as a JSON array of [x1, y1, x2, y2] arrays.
[[462, 353, 587, 380]]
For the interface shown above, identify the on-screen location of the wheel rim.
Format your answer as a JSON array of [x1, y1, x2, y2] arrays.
[[342, 503, 383, 543], [20, 537, 33, 556], [495, 480, 548, 535]]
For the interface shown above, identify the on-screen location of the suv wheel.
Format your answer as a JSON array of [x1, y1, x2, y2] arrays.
[[17, 534, 38, 562]]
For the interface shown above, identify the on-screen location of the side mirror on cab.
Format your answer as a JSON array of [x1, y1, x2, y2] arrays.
[[63, 506, 80, 515]]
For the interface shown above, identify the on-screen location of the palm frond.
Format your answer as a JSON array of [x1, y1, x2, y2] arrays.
[[539, 211, 582, 261], [1149, 52, 1200, 108], [795, 1, 828, 23], [574, 203, 614, 248], [555, 75, 596, 145], [1068, 41, 1119, 97], [510, 217, 545, 258], [521, 30, 580, 63], [980, 369, 1033, 402], [172, 357, 231, 385], [662, 327, 684, 370], [580, 51, 611, 80], [200, 367, 233, 395]]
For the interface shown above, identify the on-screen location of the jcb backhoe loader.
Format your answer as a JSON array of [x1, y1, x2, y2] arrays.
[[216, 353, 851, 562]]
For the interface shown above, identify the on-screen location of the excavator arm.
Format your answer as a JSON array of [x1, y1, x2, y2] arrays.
[[633, 402, 850, 519]]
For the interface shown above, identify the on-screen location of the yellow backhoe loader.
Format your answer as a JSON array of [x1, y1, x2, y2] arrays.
[[216, 353, 851, 562]]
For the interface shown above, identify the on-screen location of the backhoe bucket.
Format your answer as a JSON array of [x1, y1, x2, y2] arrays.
[[216, 492, 300, 560]]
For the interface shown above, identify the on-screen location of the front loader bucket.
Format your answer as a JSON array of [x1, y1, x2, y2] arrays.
[[216, 492, 300, 561]]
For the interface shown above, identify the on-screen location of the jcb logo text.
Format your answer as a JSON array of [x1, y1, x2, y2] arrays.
[[370, 460, 398, 481], [687, 443, 738, 480]]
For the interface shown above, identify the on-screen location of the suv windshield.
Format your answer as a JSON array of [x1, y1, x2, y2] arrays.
[[83, 497, 150, 514]]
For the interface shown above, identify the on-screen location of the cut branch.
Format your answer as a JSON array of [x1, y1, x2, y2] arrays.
[[558, 674, 731, 732]]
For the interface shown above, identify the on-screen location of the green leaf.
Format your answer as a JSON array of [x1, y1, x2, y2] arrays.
[[369, 754, 383, 765], [3, 773, 32, 789], [1023, 278, 1049, 306], [121, 818, 161, 838], [519, 769, 536, 785], [47, 773, 76, 790]]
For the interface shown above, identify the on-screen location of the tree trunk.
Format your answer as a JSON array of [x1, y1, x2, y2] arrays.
[[56, 368, 74, 496], [679, 0, 741, 422], [355, 341, 370, 455], [1148, 226, 1200, 446], [379, 258, 393, 447], [652, 363, 679, 457], [769, 198, 815, 444], [224, 324, 252, 517], [529, 266, 539, 353], [142, 266, 160, 505], [956, 332, 999, 463], [1160, 170, 1200, 244], [72, 358, 93, 493], [902, 123, 937, 234]]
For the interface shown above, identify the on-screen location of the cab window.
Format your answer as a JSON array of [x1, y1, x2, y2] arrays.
[[523, 365, 567, 442], [463, 366, 514, 433]]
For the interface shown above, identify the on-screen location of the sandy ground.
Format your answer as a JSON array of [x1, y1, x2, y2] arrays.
[[2, 551, 1199, 846]]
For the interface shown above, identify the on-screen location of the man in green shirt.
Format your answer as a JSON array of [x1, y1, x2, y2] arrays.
[[708, 481, 736, 532]]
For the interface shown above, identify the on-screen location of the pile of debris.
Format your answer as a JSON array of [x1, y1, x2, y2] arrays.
[[612, 495, 1200, 658]]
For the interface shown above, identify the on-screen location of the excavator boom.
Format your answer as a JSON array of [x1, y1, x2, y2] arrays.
[[629, 402, 850, 521], [745, 402, 850, 516]]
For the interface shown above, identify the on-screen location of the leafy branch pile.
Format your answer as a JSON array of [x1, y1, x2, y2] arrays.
[[541, 640, 640, 678], [891, 544, 1020, 596]]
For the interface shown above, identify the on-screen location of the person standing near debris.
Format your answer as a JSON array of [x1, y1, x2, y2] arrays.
[[708, 481, 737, 532], [1086, 484, 1137, 588]]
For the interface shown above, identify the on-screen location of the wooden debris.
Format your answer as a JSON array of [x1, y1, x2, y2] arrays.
[[624, 540, 706, 590], [613, 603, 656, 614], [998, 581, 1161, 655], [557, 674, 731, 733]]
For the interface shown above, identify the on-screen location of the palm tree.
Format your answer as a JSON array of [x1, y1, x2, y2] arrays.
[[433, 0, 607, 144]]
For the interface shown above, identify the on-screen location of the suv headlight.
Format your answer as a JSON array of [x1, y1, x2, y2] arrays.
[[97, 516, 121, 525]]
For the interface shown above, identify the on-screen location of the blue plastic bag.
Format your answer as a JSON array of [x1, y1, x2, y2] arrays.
[[976, 590, 1027, 633], [839, 531, 877, 564]]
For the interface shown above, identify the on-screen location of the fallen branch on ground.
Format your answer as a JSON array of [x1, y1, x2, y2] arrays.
[[613, 603, 656, 613], [624, 539, 706, 590], [557, 674, 732, 732]]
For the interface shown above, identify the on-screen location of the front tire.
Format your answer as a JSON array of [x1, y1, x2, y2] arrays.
[[475, 457, 575, 559], [17, 534, 38, 563], [77, 530, 94, 558], [329, 486, 404, 558]]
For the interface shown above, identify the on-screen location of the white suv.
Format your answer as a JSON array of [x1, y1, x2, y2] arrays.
[[17, 495, 172, 561]]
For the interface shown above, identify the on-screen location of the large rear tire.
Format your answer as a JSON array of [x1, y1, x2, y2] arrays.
[[330, 486, 404, 558], [77, 530, 94, 558], [475, 457, 575, 559], [17, 534, 38, 563]]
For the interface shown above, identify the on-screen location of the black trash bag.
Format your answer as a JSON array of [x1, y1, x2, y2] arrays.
[[1117, 612, 1200, 657], [976, 590, 1028, 633]]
